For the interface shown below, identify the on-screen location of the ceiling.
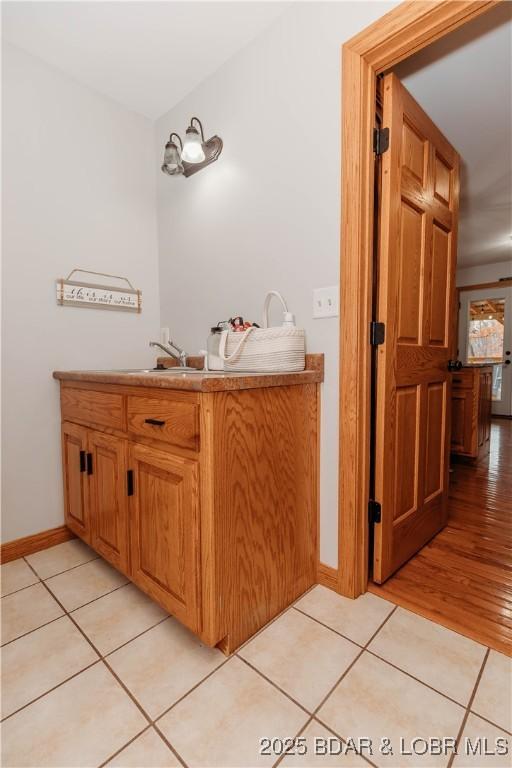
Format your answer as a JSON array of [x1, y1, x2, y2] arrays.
[[2, 1, 511, 269], [1, 1, 289, 120], [395, 3, 512, 268]]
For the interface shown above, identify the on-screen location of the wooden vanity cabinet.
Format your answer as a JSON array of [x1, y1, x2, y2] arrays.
[[451, 366, 493, 461], [58, 377, 318, 652]]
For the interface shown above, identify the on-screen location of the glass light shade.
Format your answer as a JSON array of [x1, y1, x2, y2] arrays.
[[161, 141, 183, 176], [181, 127, 205, 164]]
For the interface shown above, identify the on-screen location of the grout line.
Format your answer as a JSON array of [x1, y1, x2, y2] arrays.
[[364, 648, 468, 710], [1, 613, 66, 648], [153, 655, 233, 724], [102, 615, 170, 659], [27, 554, 101, 582], [236, 655, 312, 716], [235, 600, 302, 654], [97, 724, 152, 768], [294, 603, 489, 712], [272, 716, 314, 768], [0, 658, 101, 723], [447, 648, 491, 768], [363, 605, 398, 647], [49, 581, 131, 614], [292, 605, 365, 649], [4, 560, 510, 768], [311, 717, 380, 768], [22, 553, 129, 614], [149, 599, 311, 727], [466, 710, 512, 738], [269, 607, 399, 768], [152, 722, 189, 768], [256, 606, 400, 768], [35, 573, 191, 767], [307, 607, 400, 768], [1, 578, 41, 600]]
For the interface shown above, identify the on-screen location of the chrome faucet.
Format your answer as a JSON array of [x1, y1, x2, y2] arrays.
[[149, 339, 188, 367]]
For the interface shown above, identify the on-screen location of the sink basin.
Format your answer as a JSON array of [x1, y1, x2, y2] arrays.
[[84, 367, 232, 375]]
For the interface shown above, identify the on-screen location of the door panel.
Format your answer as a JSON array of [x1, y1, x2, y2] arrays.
[[62, 422, 90, 542], [373, 73, 460, 583], [129, 443, 200, 633], [89, 431, 129, 574]]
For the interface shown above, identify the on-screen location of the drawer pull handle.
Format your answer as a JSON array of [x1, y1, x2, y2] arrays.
[[127, 469, 134, 497], [144, 418, 166, 427], [79, 450, 86, 473], [453, 378, 463, 384]]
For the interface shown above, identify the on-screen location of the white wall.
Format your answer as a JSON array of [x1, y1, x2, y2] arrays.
[[457, 260, 512, 287], [155, 2, 394, 568], [1, 43, 160, 542]]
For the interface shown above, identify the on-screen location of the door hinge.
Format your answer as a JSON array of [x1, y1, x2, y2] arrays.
[[370, 321, 385, 346], [127, 469, 134, 497], [373, 127, 389, 155], [79, 450, 86, 473], [86, 452, 93, 476], [369, 500, 382, 524]]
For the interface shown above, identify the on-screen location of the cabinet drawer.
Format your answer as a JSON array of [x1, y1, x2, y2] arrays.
[[61, 388, 124, 430], [127, 396, 199, 450], [451, 372, 473, 389]]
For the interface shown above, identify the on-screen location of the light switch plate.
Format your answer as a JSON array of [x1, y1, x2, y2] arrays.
[[313, 286, 339, 318]]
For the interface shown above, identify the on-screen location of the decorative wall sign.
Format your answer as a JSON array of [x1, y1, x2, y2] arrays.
[[56, 269, 142, 313]]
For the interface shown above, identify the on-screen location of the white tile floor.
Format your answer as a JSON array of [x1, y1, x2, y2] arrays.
[[1, 543, 510, 768]]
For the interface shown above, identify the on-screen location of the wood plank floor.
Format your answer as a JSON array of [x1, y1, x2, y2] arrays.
[[369, 419, 512, 656]]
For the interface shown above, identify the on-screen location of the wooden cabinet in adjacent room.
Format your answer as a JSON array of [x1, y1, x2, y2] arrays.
[[451, 366, 493, 461]]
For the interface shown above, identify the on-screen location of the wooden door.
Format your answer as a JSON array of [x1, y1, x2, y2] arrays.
[[129, 443, 200, 633], [62, 422, 90, 542], [88, 430, 130, 574], [374, 73, 460, 582]]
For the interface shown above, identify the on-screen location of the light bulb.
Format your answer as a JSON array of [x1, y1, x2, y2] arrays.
[[161, 140, 183, 176], [181, 127, 205, 164]]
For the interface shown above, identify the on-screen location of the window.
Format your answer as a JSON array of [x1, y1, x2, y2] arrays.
[[467, 298, 505, 401]]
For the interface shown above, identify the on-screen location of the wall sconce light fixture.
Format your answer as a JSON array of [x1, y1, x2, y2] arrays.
[[161, 117, 222, 178]]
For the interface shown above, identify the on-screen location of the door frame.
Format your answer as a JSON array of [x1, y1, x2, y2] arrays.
[[338, 0, 499, 598]]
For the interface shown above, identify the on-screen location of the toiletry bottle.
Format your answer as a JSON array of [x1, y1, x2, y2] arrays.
[[207, 326, 224, 371]]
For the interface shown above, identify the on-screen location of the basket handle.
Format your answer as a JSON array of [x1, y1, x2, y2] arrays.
[[218, 326, 257, 362], [262, 291, 289, 328]]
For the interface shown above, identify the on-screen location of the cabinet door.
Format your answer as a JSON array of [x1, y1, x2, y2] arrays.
[[129, 443, 200, 632], [451, 390, 474, 455], [62, 422, 90, 542], [89, 431, 130, 575], [478, 371, 492, 449]]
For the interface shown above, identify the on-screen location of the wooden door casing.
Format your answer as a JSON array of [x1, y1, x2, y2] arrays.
[[129, 443, 200, 633], [62, 422, 90, 542], [89, 430, 130, 574], [374, 73, 460, 583]]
